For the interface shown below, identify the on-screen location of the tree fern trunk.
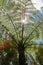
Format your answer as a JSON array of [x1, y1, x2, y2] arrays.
[[18, 44, 27, 65]]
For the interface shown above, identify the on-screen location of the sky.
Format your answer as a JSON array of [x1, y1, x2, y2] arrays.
[[36, 38, 43, 44], [31, 0, 43, 10]]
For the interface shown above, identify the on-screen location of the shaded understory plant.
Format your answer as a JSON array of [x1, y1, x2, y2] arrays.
[[35, 45, 43, 65], [0, 40, 18, 65]]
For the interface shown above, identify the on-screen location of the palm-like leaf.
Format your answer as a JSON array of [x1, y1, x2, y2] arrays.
[[0, 0, 43, 46]]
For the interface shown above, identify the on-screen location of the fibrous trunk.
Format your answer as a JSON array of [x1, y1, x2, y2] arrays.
[[18, 44, 27, 65]]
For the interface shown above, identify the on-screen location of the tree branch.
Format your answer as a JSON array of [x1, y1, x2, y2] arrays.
[[21, 24, 24, 43], [1, 24, 18, 47], [23, 22, 41, 46], [3, 9, 19, 41], [25, 43, 43, 48]]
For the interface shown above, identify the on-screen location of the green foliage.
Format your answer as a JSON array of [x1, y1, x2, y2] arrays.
[[36, 45, 43, 65], [0, 46, 18, 65], [0, 0, 43, 65], [0, 0, 6, 7], [6, 0, 15, 10]]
